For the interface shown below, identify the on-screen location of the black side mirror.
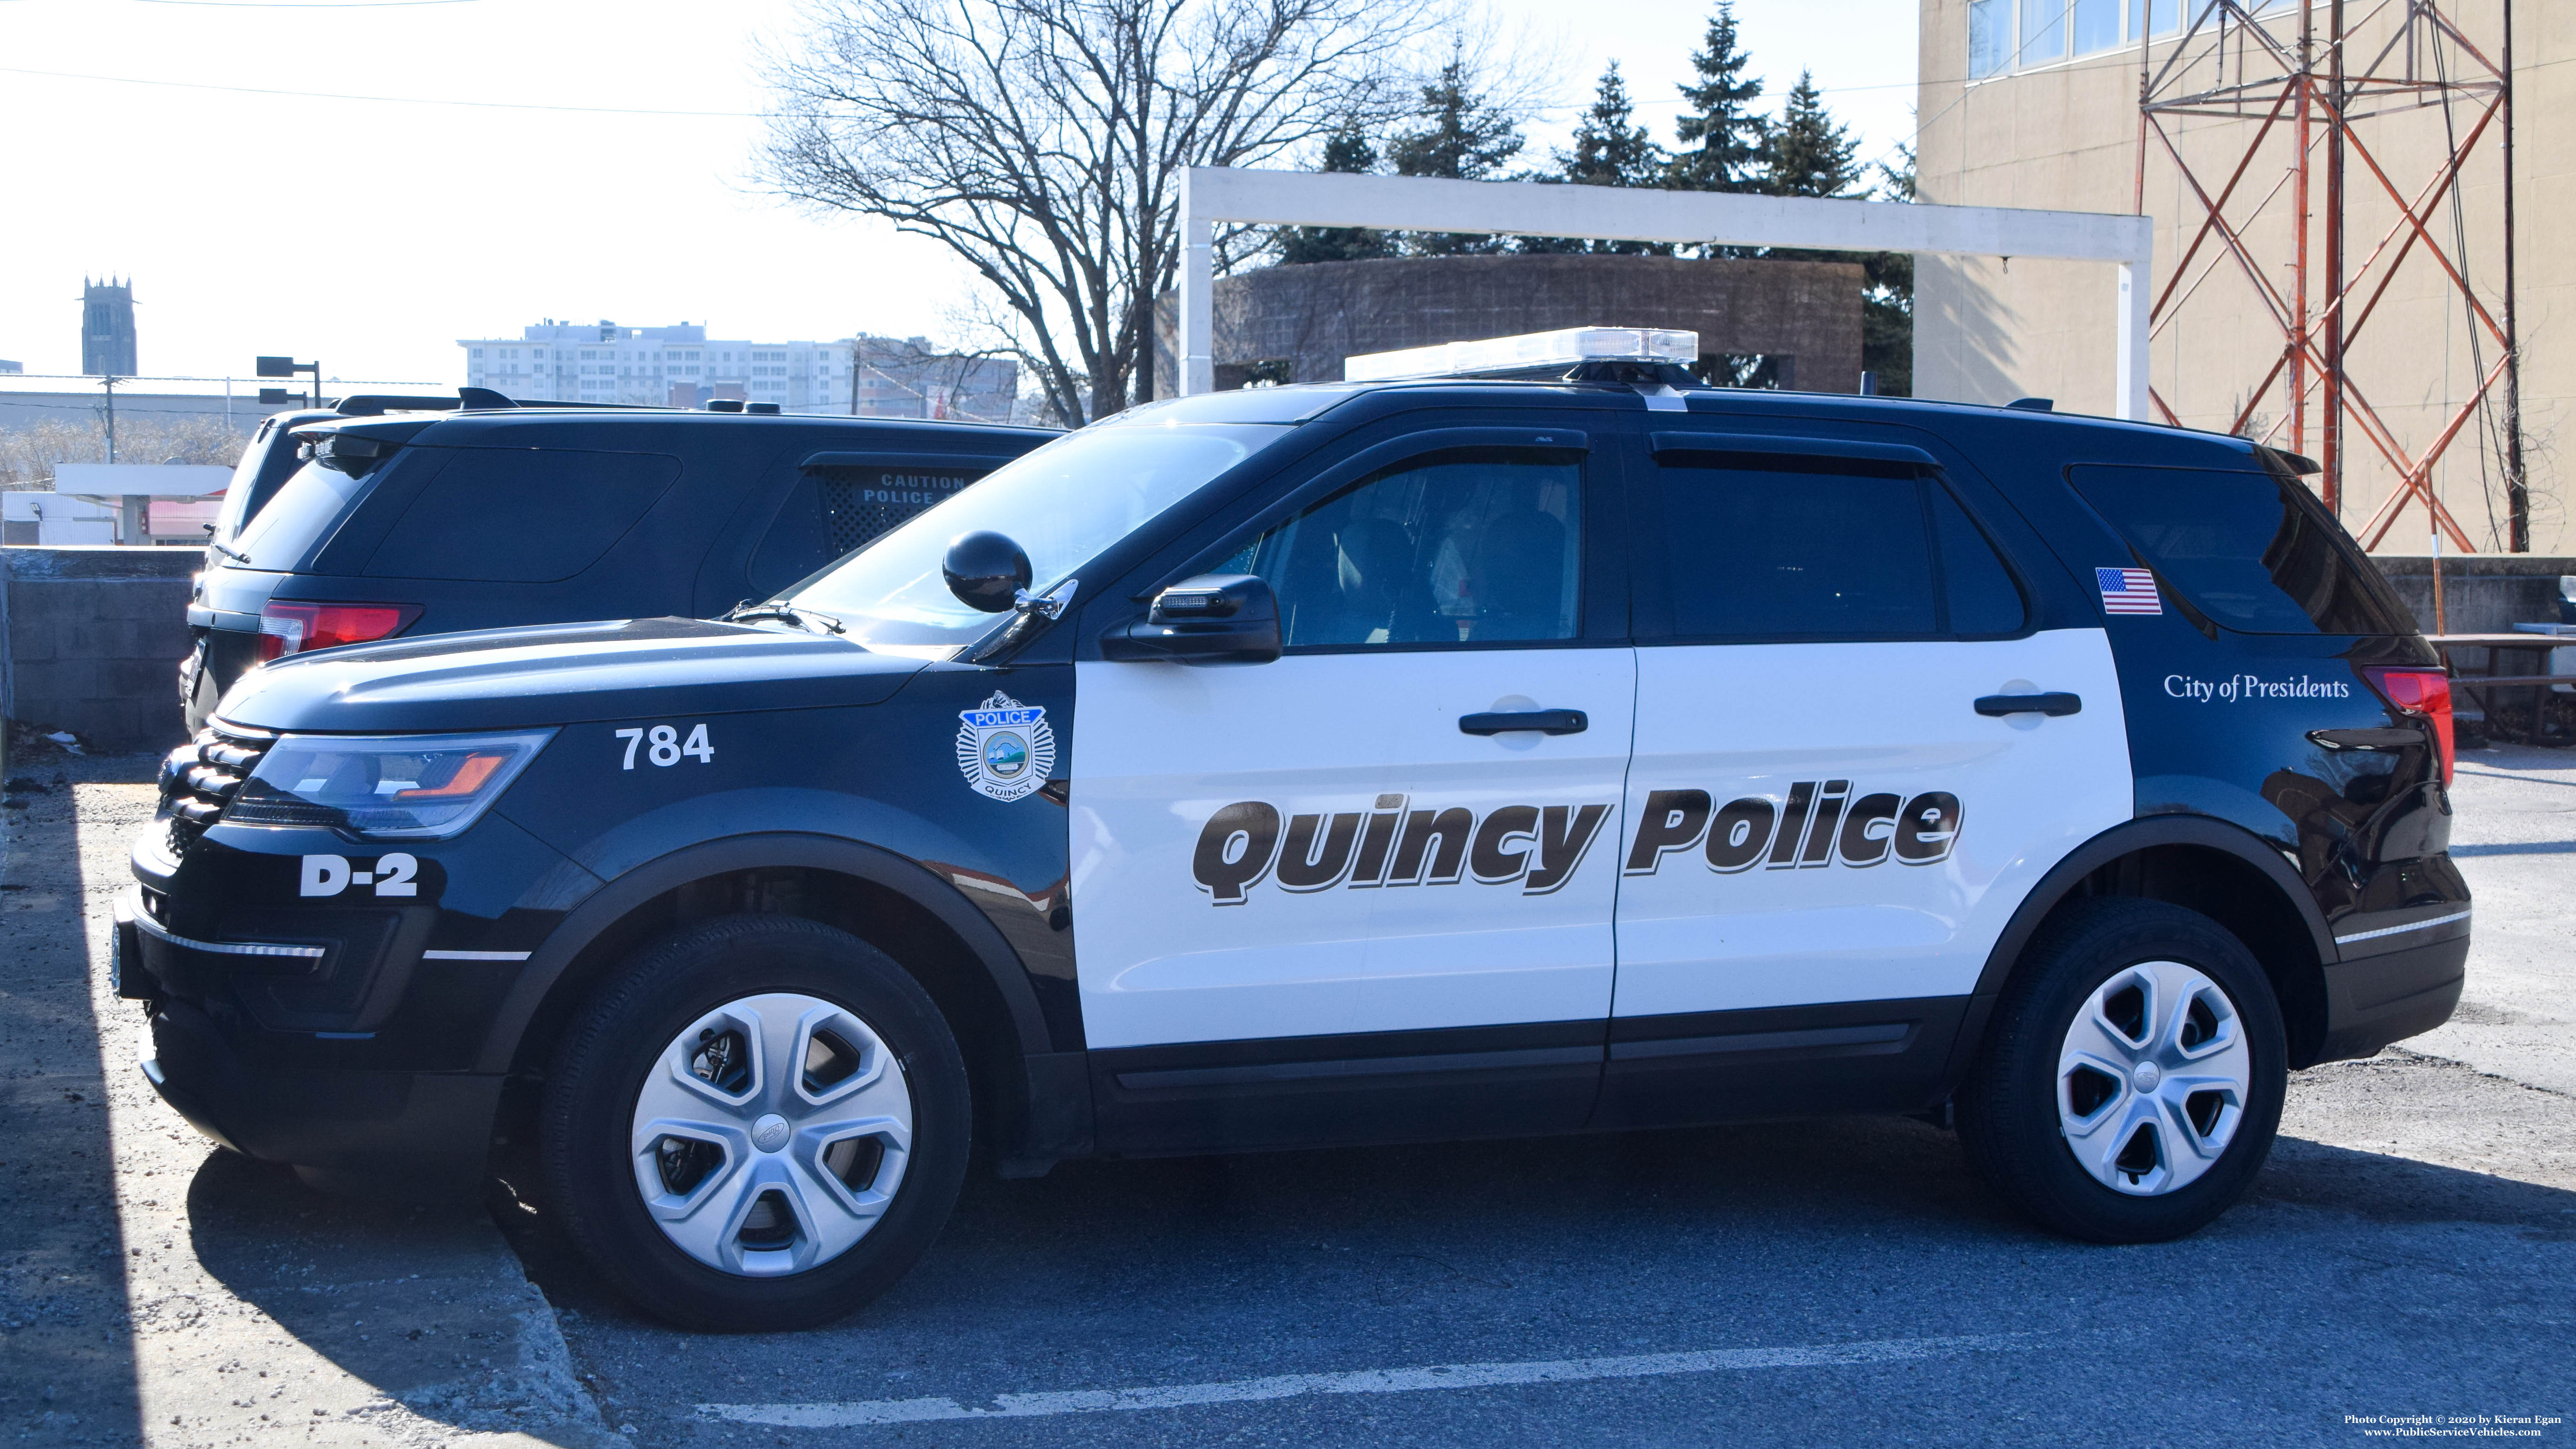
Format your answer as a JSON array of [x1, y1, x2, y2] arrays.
[[943, 530, 1032, 613], [1100, 574, 1281, 665]]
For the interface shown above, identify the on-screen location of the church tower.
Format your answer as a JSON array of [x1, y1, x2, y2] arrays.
[[82, 277, 138, 376]]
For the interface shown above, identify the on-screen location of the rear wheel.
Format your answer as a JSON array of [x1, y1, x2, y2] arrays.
[[539, 915, 970, 1331], [1956, 897, 2286, 1243]]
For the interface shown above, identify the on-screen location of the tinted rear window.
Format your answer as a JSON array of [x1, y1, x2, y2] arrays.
[[363, 448, 682, 583], [213, 419, 317, 545], [230, 457, 381, 571], [2068, 464, 2416, 634]]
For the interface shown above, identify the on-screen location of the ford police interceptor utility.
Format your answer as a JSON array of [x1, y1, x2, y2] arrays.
[[119, 328, 2468, 1331]]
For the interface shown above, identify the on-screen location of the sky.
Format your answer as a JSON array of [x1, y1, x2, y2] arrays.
[[0, 0, 1919, 389]]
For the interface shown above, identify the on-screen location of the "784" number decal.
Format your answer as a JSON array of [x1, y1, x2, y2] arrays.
[[615, 723, 714, 770]]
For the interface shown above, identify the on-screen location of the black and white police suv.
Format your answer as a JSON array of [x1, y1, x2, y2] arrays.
[[120, 327, 2467, 1331]]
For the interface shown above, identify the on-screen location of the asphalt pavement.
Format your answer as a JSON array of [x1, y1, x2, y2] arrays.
[[3, 744, 2570, 1448]]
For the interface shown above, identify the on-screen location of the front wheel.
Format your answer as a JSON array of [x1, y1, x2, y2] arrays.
[[539, 915, 971, 1331], [1956, 897, 2286, 1244]]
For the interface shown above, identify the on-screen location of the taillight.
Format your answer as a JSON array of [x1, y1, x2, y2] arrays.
[[2365, 666, 2454, 785], [257, 601, 422, 661]]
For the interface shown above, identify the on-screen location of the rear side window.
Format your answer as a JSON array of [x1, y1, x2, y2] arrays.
[[1646, 449, 2026, 640], [363, 448, 682, 583], [2068, 464, 2416, 634], [748, 464, 988, 599]]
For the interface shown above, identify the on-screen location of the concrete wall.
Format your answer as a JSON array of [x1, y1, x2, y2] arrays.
[[1914, 0, 2570, 556], [1, 545, 196, 754], [1154, 254, 1866, 395]]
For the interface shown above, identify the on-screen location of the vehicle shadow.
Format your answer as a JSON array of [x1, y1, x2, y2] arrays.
[[504, 1078, 2576, 1342], [178, 1151, 581, 1423], [0, 752, 139, 1445]]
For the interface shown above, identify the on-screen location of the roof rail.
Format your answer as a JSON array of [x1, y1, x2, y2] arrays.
[[335, 393, 468, 417], [506, 397, 680, 410]]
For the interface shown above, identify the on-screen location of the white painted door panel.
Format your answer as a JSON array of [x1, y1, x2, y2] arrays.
[[1613, 628, 2131, 1017], [1072, 648, 1635, 1049]]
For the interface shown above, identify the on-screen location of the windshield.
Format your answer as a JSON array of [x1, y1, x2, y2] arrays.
[[785, 419, 1291, 647]]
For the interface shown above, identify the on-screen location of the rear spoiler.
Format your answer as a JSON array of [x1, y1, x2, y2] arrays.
[[333, 387, 517, 416]]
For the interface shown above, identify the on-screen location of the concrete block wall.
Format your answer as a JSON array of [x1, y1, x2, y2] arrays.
[[2372, 556, 2576, 639], [2, 545, 198, 754]]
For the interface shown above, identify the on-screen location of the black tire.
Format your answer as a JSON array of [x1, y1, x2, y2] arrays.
[[1955, 897, 2286, 1244], [539, 914, 971, 1331]]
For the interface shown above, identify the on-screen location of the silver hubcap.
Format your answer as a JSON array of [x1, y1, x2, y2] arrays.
[[629, 993, 913, 1277], [2057, 961, 2251, 1196]]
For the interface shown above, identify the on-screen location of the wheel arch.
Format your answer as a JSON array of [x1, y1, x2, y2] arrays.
[[482, 833, 1080, 1174], [1946, 816, 2339, 1085]]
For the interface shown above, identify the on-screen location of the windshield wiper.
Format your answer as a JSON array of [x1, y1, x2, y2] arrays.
[[206, 538, 251, 565], [722, 602, 845, 635]]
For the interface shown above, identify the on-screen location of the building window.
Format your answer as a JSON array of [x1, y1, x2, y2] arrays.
[[1974, 0, 2184, 78], [472, 348, 486, 358], [2020, 0, 2067, 64], [2072, 0, 2121, 53]]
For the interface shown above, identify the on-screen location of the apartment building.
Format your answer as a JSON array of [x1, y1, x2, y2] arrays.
[[457, 322, 1019, 422]]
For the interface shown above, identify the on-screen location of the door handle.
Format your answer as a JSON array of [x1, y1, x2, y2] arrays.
[[1974, 692, 2082, 718], [1459, 708, 1588, 736]]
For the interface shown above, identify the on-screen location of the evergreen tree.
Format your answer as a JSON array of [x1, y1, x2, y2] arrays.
[[1861, 145, 1916, 396], [1523, 62, 1670, 255], [1763, 71, 1859, 198], [1387, 58, 1525, 256], [1669, 4, 1767, 194], [1278, 124, 1395, 265], [1562, 62, 1665, 190]]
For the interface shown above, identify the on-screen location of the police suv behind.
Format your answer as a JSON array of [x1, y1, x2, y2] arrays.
[[121, 328, 2467, 1331]]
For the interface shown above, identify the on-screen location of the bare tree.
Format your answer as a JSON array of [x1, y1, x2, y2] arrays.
[[1, 416, 246, 488], [759, 0, 1440, 424]]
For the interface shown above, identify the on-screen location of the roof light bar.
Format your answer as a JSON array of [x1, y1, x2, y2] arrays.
[[1342, 327, 1700, 382]]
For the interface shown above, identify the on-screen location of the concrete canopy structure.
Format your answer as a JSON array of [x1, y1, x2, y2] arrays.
[[1154, 253, 1865, 397], [1177, 166, 2155, 418]]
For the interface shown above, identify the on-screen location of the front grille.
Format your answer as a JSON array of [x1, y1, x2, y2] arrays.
[[162, 725, 272, 856]]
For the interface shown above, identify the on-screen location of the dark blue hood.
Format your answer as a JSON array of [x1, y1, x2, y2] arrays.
[[213, 617, 929, 735]]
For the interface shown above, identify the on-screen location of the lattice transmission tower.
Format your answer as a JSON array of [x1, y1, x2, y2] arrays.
[[2136, 0, 2526, 552]]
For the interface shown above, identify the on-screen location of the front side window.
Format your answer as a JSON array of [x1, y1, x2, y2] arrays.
[[1646, 449, 2025, 641], [1219, 446, 1584, 650]]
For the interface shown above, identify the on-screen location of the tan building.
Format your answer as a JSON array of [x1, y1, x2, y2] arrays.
[[1914, 0, 2569, 554]]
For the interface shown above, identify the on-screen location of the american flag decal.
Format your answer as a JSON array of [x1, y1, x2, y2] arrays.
[[2097, 567, 2162, 615]]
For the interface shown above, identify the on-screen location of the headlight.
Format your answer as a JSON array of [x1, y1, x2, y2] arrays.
[[223, 730, 554, 840]]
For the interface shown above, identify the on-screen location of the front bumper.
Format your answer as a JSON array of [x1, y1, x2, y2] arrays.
[[142, 995, 502, 1194]]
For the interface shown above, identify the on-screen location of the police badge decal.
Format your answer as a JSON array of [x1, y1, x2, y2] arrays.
[[955, 692, 1056, 802]]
